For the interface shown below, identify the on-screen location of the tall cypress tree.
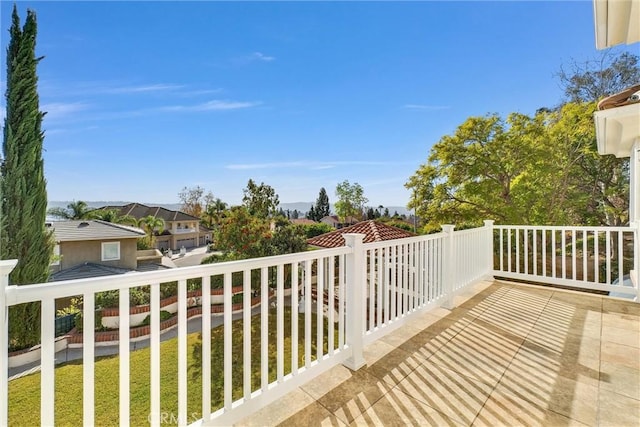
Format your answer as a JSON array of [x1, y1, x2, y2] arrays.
[[1, 6, 53, 349]]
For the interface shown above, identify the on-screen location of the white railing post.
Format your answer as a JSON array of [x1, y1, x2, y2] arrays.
[[343, 233, 366, 371], [484, 220, 495, 279], [631, 221, 640, 301], [441, 225, 455, 310], [0, 260, 17, 427]]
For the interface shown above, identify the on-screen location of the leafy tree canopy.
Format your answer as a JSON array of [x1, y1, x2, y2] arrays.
[[242, 179, 279, 219], [334, 180, 367, 222]]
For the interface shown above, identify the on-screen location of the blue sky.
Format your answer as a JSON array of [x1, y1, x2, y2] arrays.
[[1, 1, 637, 208]]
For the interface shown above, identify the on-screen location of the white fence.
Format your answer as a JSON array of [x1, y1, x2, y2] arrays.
[[492, 224, 639, 298], [0, 222, 497, 426]]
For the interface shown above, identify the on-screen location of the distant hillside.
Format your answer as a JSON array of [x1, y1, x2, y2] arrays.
[[48, 201, 410, 217]]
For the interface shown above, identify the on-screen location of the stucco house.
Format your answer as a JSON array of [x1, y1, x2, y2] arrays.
[[101, 203, 212, 251], [319, 215, 359, 229], [49, 220, 147, 281]]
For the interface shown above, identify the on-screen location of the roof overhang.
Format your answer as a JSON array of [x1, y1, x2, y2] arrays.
[[593, 0, 640, 49], [594, 103, 640, 157]]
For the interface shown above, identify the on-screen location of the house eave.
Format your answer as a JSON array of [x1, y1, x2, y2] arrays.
[[594, 103, 640, 157], [593, 0, 640, 49]]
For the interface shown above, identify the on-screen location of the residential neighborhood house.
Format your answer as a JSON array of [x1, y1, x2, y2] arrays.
[[101, 203, 212, 251]]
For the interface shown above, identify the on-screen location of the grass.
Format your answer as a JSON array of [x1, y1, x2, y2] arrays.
[[8, 307, 338, 426]]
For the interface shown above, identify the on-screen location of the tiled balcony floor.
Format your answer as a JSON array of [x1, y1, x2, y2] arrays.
[[236, 280, 640, 427]]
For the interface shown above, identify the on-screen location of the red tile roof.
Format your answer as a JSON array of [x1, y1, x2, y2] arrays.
[[307, 220, 415, 248]]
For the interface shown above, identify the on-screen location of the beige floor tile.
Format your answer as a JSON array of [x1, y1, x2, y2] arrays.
[[315, 369, 391, 424], [235, 387, 315, 427], [495, 369, 598, 426], [550, 291, 602, 312], [350, 387, 463, 427], [428, 323, 521, 386], [473, 390, 589, 427], [602, 312, 640, 332], [395, 362, 493, 425], [395, 328, 452, 361], [599, 361, 640, 400], [301, 364, 354, 400], [598, 388, 640, 427], [601, 341, 640, 370], [602, 298, 640, 317], [278, 401, 347, 427], [363, 346, 422, 387], [508, 341, 600, 387], [602, 324, 640, 348]]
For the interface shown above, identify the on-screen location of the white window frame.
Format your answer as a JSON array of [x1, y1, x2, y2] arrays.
[[101, 241, 120, 261]]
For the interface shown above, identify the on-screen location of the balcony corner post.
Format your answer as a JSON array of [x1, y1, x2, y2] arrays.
[[0, 259, 18, 426], [342, 233, 366, 371], [441, 225, 456, 310], [631, 221, 640, 302], [484, 220, 495, 279]]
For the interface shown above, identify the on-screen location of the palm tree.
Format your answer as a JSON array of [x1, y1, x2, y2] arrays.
[[137, 215, 165, 248], [203, 198, 227, 229], [88, 209, 138, 226], [47, 200, 92, 220]]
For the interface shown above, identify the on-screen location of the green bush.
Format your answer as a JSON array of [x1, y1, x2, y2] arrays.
[[140, 310, 173, 327]]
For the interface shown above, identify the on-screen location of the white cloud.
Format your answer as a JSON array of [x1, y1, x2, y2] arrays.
[[160, 100, 261, 112], [252, 52, 275, 62], [41, 102, 91, 121], [402, 104, 450, 111]]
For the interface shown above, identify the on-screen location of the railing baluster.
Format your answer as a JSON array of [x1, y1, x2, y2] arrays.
[[243, 270, 251, 401], [552, 230, 557, 278], [291, 262, 299, 374], [338, 255, 345, 349], [606, 230, 612, 284], [524, 229, 528, 275], [202, 275, 211, 421], [150, 283, 160, 425], [507, 229, 512, 273], [377, 248, 383, 326], [304, 260, 312, 367], [317, 257, 324, 361], [618, 230, 624, 284], [178, 279, 187, 426], [515, 228, 520, 274], [533, 229, 538, 276], [390, 245, 397, 320], [328, 257, 335, 356], [119, 287, 130, 427], [572, 229, 577, 280], [561, 230, 567, 280], [224, 272, 232, 409], [276, 265, 284, 381], [41, 298, 55, 426], [583, 231, 588, 282], [542, 230, 547, 277], [83, 292, 95, 426], [368, 249, 374, 330], [260, 267, 268, 391], [594, 230, 600, 283]]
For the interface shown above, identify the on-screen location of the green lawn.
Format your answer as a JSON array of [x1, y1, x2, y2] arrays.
[[9, 307, 338, 426]]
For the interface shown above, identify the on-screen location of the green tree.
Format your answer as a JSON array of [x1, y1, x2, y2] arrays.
[[334, 180, 367, 222], [137, 215, 165, 249], [0, 6, 54, 349], [406, 112, 560, 229], [208, 206, 271, 260], [554, 52, 638, 226], [88, 208, 137, 226], [269, 217, 307, 255], [178, 185, 214, 218], [311, 187, 331, 220], [242, 179, 279, 219], [202, 198, 227, 230], [47, 200, 92, 220], [300, 222, 333, 238], [557, 51, 640, 103]]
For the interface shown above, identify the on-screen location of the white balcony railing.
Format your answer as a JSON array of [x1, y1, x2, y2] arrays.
[[0, 221, 636, 426]]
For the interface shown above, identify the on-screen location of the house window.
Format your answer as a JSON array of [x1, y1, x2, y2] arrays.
[[102, 242, 120, 261]]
